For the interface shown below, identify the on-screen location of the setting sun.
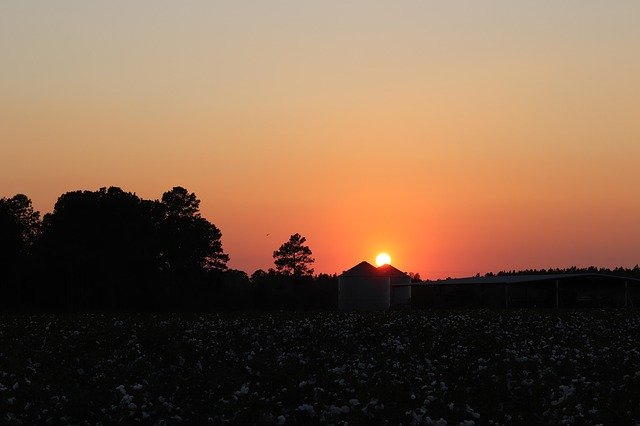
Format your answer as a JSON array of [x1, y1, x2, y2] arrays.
[[375, 253, 391, 267]]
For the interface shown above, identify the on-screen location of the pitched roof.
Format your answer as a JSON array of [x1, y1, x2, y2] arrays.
[[376, 263, 410, 278], [340, 261, 378, 277], [340, 261, 411, 278]]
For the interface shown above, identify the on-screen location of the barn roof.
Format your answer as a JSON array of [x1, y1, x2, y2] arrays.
[[340, 261, 411, 278]]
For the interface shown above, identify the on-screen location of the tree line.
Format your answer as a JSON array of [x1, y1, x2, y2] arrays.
[[1, 187, 336, 311]]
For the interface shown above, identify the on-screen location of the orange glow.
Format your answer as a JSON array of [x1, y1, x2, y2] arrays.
[[2, 3, 640, 279]]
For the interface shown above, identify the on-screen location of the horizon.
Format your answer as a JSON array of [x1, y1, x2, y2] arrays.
[[9, 184, 640, 280], [2, 2, 640, 278]]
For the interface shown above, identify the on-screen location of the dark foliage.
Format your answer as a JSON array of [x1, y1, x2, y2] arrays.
[[160, 187, 229, 273], [0, 189, 341, 311], [0, 188, 237, 311], [408, 272, 422, 282], [0, 195, 41, 309], [250, 269, 337, 310], [0, 194, 41, 261], [273, 233, 315, 277]]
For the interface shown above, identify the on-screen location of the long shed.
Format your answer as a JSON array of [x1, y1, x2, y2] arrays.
[[411, 273, 640, 308]]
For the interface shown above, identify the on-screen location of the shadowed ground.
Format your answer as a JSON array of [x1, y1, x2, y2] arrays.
[[1, 310, 639, 424]]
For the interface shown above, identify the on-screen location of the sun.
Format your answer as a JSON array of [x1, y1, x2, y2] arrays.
[[375, 253, 391, 267]]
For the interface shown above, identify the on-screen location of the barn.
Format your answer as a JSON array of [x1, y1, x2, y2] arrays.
[[411, 273, 640, 309], [338, 261, 412, 310]]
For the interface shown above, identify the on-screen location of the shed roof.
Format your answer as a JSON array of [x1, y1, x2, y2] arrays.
[[419, 273, 640, 286]]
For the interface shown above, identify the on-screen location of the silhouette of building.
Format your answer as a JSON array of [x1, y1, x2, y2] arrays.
[[338, 261, 411, 310], [411, 273, 640, 308]]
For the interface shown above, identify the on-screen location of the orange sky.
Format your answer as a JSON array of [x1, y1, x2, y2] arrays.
[[2, 2, 640, 278]]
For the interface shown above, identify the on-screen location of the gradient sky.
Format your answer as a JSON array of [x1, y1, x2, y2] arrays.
[[2, 1, 640, 278]]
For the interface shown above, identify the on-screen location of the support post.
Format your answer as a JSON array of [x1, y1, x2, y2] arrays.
[[625, 280, 629, 308], [555, 280, 559, 309]]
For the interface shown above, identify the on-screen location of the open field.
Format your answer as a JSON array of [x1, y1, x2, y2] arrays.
[[2, 310, 640, 424]]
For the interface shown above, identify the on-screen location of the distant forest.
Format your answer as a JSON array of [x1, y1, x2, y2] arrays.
[[2, 187, 639, 311]]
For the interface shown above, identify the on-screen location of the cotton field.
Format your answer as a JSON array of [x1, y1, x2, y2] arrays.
[[1, 310, 640, 424]]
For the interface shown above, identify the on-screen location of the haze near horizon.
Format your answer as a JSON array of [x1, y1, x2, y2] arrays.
[[2, 1, 639, 278]]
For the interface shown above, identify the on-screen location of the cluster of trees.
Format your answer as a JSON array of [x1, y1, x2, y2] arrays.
[[1, 188, 336, 311]]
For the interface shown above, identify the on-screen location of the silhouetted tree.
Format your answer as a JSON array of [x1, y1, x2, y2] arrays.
[[0, 194, 41, 309], [251, 269, 268, 283], [29, 186, 231, 310], [0, 194, 41, 261], [160, 187, 229, 273], [161, 186, 200, 218], [273, 233, 314, 277], [37, 187, 163, 310], [408, 272, 421, 282]]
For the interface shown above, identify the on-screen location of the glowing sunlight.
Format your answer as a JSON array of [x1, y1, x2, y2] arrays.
[[375, 253, 391, 267]]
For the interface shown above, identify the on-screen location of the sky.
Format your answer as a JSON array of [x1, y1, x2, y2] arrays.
[[2, 1, 640, 278]]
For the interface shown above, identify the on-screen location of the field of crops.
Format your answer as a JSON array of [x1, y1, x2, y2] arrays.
[[2, 310, 640, 424]]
